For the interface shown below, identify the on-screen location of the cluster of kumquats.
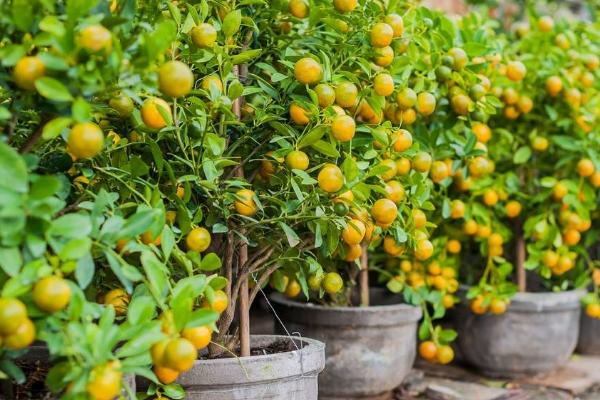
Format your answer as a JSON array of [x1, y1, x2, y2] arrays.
[[1, 0, 600, 396]]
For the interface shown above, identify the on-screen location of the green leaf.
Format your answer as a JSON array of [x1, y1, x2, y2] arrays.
[[58, 237, 91, 261], [141, 250, 169, 298], [30, 175, 61, 199], [0, 142, 28, 193], [0, 247, 22, 277], [513, 146, 531, 164], [311, 140, 339, 158], [72, 98, 92, 122], [75, 252, 94, 289], [35, 77, 73, 102], [231, 49, 262, 65], [208, 276, 228, 290], [120, 209, 161, 239], [298, 125, 328, 148], [186, 308, 219, 328], [39, 16, 66, 36], [42, 117, 72, 140], [279, 222, 300, 247], [116, 323, 163, 358], [48, 214, 92, 238], [222, 10, 242, 37], [199, 253, 222, 271], [127, 296, 156, 325]]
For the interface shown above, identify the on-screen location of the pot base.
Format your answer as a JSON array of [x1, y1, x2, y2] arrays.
[[321, 391, 393, 400]]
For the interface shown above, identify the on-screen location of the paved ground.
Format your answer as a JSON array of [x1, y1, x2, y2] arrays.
[[251, 303, 600, 400]]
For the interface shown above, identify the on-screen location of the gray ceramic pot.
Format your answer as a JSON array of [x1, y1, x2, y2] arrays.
[[271, 288, 422, 400], [140, 335, 325, 400], [577, 310, 600, 355], [454, 289, 585, 378]]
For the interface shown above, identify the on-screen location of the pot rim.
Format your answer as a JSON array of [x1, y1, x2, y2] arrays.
[[175, 334, 326, 387], [270, 292, 422, 326], [459, 285, 586, 312]]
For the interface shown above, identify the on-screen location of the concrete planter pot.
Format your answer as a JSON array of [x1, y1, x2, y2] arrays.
[[454, 289, 585, 378], [577, 310, 600, 355], [154, 335, 325, 399], [271, 288, 422, 399]]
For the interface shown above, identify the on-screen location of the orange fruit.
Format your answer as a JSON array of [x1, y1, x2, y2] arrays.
[[343, 243, 362, 261], [201, 74, 224, 93], [590, 172, 600, 188], [430, 161, 449, 183], [191, 23, 217, 48], [234, 189, 257, 216], [333, 0, 357, 13], [472, 123, 491, 143], [331, 115, 356, 142], [208, 290, 229, 313], [546, 75, 562, 96], [141, 97, 172, 129], [490, 299, 507, 315], [79, 24, 112, 52], [506, 61, 526, 81], [342, 219, 366, 245], [517, 96, 533, 113], [502, 87, 519, 105], [0, 298, 27, 335], [391, 129, 412, 152], [450, 199, 465, 219], [373, 46, 394, 66], [585, 54, 599, 71], [384, 14, 404, 37], [446, 239, 461, 254], [318, 164, 344, 193], [412, 209, 427, 229], [378, 159, 398, 181], [553, 181, 568, 200], [470, 296, 488, 314], [163, 338, 197, 372], [3, 318, 35, 350], [289, 0, 308, 18], [373, 73, 394, 96], [488, 233, 503, 247], [543, 250, 559, 268], [294, 57, 322, 85], [442, 294, 455, 308], [577, 158, 595, 177], [13, 56, 45, 90], [396, 87, 417, 109], [383, 236, 404, 256], [448, 47, 468, 70], [413, 152, 432, 173], [186, 227, 212, 252], [284, 279, 301, 298], [32, 276, 71, 313], [505, 201, 522, 218], [563, 229, 581, 246], [67, 122, 104, 159], [532, 137, 548, 152], [451, 94, 472, 115], [395, 158, 411, 175], [476, 225, 491, 238], [436, 345, 454, 364], [416, 92, 436, 116], [104, 288, 130, 315], [86, 364, 122, 400], [108, 95, 134, 118], [538, 16, 554, 32], [158, 61, 194, 98], [385, 181, 405, 203], [315, 84, 336, 107], [463, 220, 478, 235], [335, 82, 358, 108], [285, 150, 310, 170], [290, 102, 310, 125], [370, 22, 394, 48], [154, 366, 179, 384], [415, 239, 433, 261], [322, 272, 344, 294], [586, 303, 600, 319], [483, 189, 498, 206], [371, 199, 398, 224], [141, 230, 162, 246], [418, 341, 437, 361]]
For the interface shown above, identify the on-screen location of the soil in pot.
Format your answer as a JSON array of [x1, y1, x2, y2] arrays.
[[454, 289, 584, 378], [138, 334, 325, 400], [271, 288, 422, 400]]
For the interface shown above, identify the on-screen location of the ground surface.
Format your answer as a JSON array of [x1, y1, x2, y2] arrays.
[[251, 301, 600, 400]]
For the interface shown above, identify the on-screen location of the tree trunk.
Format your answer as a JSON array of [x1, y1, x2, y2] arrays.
[[359, 243, 369, 307]]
